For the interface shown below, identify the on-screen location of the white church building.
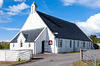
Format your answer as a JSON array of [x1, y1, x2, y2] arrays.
[[10, 2, 93, 54]]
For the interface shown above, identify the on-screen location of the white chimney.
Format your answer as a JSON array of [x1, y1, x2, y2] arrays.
[[31, 2, 37, 13]]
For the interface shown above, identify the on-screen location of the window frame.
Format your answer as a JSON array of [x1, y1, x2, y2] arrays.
[[13, 43, 14, 47], [58, 39, 62, 47], [70, 40, 72, 48], [77, 41, 79, 47], [83, 41, 85, 47], [60, 39, 62, 47], [29, 43, 31, 47], [20, 40, 23, 47]]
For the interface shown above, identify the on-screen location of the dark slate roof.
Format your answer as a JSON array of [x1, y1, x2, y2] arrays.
[[10, 28, 44, 43], [37, 11, 91, 41], [10, 33, 20, 43]]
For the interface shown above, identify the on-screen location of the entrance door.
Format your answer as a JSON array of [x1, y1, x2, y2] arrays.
[[42, 41, 45, 53]]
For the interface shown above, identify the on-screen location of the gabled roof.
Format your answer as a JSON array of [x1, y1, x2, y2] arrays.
[[10, 28, 44, 43], [37, 11, 91, 41]]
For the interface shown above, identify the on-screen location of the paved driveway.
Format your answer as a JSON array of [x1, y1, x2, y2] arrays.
[[16, 53, 80, 66]]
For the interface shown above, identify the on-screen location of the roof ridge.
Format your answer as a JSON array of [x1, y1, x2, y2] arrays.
[[37, 11, 74, 24]]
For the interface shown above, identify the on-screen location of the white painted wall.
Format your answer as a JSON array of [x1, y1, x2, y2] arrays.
[[21, 12, 47, 31], [55, 38, 93, 53], [10, 30, 93, 54], [0, 50, 33, 61], [45, 28, 56, 53], [35, 28, 46, 54], [10, 33, 35, 53], [35, 28, 56, 54]]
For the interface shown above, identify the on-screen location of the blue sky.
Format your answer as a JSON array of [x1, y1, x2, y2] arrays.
[[0, 0, 100, 41]]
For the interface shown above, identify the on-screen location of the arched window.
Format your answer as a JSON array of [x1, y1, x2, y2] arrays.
[[20, 40, 23, 47], [29, 43, 31, 47], [13, 43, 14, 47]]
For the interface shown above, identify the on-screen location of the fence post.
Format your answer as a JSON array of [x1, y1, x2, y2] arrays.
[[80, 49, 83, 61], [94, 50, 96, 66]]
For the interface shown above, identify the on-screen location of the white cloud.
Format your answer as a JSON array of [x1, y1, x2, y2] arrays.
[[7, 12, 18, 15], [0, 0, 3, 8], [6, 2, 30, 12], [76, 13, 100, 36], [14, 0, 26, 2], [0, 10, 5, 15], [5, 40, 9, 42], [1, 27, 20, 30], [0, 10, 11, 23], [61, 0, 100, 8], [6, 2, 30, 15]]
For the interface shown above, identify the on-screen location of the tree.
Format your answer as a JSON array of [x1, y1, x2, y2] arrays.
[[89, 35, 100, 44], [0, 42, 9, 49]]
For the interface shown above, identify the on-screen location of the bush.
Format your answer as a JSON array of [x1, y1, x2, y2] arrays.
[[93, 44, 99, 49], [0, 42, 9, 49]]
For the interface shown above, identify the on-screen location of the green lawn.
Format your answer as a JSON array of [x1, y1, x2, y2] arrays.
[[59, 52, 79, 54], [0, 60, 29, 65], [73, 61, 100, 66], [73, 61, 87, 66]]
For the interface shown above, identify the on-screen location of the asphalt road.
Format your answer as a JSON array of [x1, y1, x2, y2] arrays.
[[15, 53, 80, 66], [15, 49, 100, 66]]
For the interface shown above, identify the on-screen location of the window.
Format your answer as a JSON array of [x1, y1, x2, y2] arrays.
[[58, 39, 62, 47], [29, 43, 31, 47], [70, 40, 72, 48], [77, 41, 79, 47], [83, 41, 85, 47], [60, 39, 62, 47], [91, 43, 93, 48], [13, 43, 14, 47], [81, 42, 83, 47], [20, 40, 23, 47], [89, 43, 91, 47]]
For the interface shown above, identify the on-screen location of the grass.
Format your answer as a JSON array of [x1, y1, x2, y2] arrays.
[[0, 60, 29, 65], [59, 52, 79, 54], [73, 61, 100, 66], [73, 61, 87, 66]]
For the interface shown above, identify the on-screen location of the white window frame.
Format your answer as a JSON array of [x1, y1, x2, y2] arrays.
[[69, 40, 72, 48], [29, 43, 31, 47], [13, 43, 14, 47], [20, 40, 23, 47], [58, 39, 62, 47]]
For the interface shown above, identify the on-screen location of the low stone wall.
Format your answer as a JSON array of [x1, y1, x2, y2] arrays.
[[0, 50, 33, 61]]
